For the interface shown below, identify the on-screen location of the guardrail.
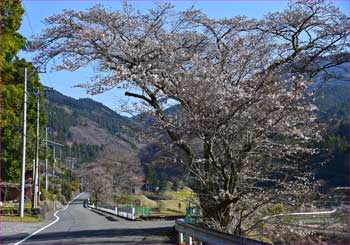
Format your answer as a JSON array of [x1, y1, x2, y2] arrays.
[[118, 205, 136, 220], [262, 208, 340, 226], [262, 208, 337, 220], [87, 203, 137, 220], [87, 202, 183, 220], [175, 219, 268, 245]]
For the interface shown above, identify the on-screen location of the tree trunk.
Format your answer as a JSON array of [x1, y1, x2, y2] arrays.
[[199, 192, 241, 235]]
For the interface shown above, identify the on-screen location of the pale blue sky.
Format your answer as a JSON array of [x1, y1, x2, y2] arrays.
[[19, 0, 350, 115]]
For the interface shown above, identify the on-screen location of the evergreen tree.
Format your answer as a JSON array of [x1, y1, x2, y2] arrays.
[[145, 166, 157, 190], [0, 0, 25, 83], [160, 172, 171, 192], [0, 1, 47, 182]]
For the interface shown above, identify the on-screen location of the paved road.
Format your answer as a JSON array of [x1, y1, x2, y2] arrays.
[[1, 193, 176, 244]]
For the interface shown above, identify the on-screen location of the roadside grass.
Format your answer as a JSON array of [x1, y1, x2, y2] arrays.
[[116, 187, 199, 215], [247, 230, 274, 244], [0, 204, 32, 216], [159, 200, 187, 213], [2, 202, 31, 208], [159, 187, 198, 214], [116, 194, 158, 208], [0, 215, 43, 222], [162, 187, 198, 200], [116, 194, 187, 214]]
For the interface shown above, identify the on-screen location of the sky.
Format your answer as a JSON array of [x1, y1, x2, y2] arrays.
[[19, 0, 350, 115]]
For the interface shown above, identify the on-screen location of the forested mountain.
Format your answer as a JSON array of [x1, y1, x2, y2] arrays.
[[46, 88, 138, 142], [312, 77, 350, 187], [314, 83, 350, 120], [45, 88, 186, 187], [44, 88, 144, 167]]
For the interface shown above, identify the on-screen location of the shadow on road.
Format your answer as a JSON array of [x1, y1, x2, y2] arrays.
[[0, 226, 176, 244], [89, 209, 119, 222], [65, 197, 86, 205], [105, 216, 118, 222]]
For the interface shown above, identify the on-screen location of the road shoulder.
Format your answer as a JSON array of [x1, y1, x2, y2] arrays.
[[0, 209, 58, 244]]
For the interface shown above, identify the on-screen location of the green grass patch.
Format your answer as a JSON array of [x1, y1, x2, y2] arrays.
[[162, 187, 198, 200], [2, 202, 31, 208], [159, 199, 187, 213], [0, 215, 43, 222], [115, 187, 198, 215], [246, 231, 274, 244], [116, 194, 187, 214], [116, 194, 158, 208], [0, 206, 32, 215]]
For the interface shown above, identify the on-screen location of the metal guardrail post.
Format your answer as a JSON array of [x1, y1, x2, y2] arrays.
[[178, 232, 184, 244], [188, 236, 193, 245]]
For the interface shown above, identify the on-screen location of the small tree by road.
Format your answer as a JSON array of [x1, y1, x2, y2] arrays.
[[79, 147, 142, 205], [81, 164, 112, 206]]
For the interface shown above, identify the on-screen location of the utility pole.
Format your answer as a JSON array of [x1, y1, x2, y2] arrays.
[[32, 159, 35, 183], [19, 68, 27, 217], [44, 140, 64, 178], [32, 87, 40, 209], [59, 148, 62, 172], [45, 127, 48, 191], [53, 144, 55, 177]]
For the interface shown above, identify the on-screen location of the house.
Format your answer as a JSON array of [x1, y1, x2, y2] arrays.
[[0, 170, 33, 202]]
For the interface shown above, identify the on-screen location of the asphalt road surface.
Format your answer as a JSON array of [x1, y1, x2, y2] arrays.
[[2, 193, 176, 244]]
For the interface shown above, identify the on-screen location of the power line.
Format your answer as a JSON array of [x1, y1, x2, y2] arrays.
[[23, 3, 35, 36], [23, 3, 56, 89]]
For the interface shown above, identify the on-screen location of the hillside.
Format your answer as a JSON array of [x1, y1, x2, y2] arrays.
[[44, 88, 186, 189], [44, 88, 144, 167]]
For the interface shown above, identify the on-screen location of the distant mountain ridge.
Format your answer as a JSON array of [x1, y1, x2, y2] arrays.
[[44, 87, 145, 167], [45, 87, 135, 134]]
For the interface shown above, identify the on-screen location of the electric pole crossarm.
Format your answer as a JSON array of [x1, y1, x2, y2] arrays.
[[44, 139, 64, 178], [44, 140, 64, 147]]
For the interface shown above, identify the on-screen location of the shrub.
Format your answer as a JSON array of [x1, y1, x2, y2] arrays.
[[61, 182, 72, 201]]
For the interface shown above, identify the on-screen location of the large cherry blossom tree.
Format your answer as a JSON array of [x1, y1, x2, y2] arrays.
[[31, 0, 349, 235]]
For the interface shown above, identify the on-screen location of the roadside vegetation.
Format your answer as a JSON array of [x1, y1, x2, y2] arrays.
[[0, 215, 43, 223]]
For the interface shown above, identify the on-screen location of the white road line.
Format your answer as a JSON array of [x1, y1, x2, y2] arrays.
[[12, 193, 84, 245]]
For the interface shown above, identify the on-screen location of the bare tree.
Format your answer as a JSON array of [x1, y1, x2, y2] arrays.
[[98, 146, 143, 197], [81, 163, 112, 206], [31, 0, 349, 235], [80, 146, 142, 205]]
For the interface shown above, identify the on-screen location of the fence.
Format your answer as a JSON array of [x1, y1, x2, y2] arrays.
[[87, 203, 150, 220]]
